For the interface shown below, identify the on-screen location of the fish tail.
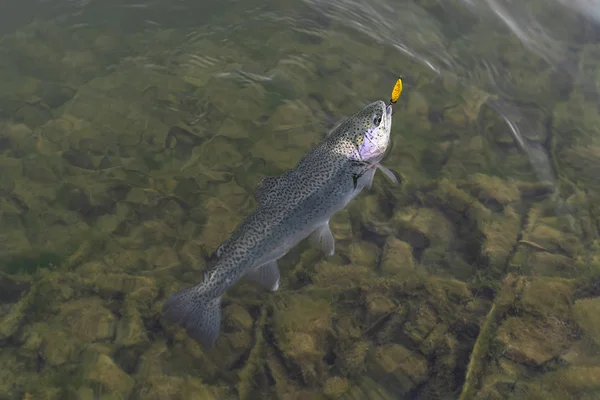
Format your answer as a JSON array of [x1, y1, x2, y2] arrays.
[[162, 282, 222, 348]]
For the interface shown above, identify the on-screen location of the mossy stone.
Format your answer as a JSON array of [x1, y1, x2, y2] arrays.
[[35, 82, 76, 108], [347, 241, 379, 268], [273, 295, 332, 386], [199, 197, 243, 254], [59, 297, 117, 342], [223, 304, 253, 332], [115, 307, 149, 347], [496, 315, 574, 366], [83, 353, 135, 398], [365, 294, 396, 322], [466, 174, 521, 207], [355, 194, 394, 237], [573, 297, 600, 346], [393, 207, 455, 250], [380, 237, 415, 276], [481, 206, 522, 274], [323, 376, 350, 399], [39, 326, 80, 366], [335, 340, 370, 377], [311, 262, 375, 289], [369, 343, 429, 395], [330, 210, 353, 241], [519, 278, 573, 319]]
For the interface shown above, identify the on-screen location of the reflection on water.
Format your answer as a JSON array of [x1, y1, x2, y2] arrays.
[[1, 0, 600, 399]]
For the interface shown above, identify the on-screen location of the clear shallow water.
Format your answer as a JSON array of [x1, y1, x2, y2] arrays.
[[1, 0, 600, 399]]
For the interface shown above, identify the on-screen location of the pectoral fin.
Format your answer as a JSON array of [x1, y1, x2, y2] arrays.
[[246, 261, 281, 291], [377, 164, 399, 184], [309, 222, 335, 256], [362, 168, 377, 190]]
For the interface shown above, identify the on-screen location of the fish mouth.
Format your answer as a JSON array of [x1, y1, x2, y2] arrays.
[[385, 103, 393, 122]]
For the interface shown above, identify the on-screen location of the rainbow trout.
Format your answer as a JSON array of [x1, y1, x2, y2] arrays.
[[163, 100, 397, 347]]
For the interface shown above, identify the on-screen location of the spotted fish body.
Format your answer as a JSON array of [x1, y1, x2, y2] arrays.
[[163, 100, 397, 347]]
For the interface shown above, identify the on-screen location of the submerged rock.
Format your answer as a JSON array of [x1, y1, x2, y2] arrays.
[[512, 205, 583, 277], [198, 197, 243, 254], [184, 136, 244, 172], [421, 246, 475, 279], [466, 275, 582, 398], [380, 237, 415, 276], [266, 100, 318, 134], [496, 315, 573, 366], [116, 306, 149, 347], [354, 194, 394, 237], [403, 303, 438, 345], [39, 325, 80, 367], [78, 267, 159, 314], [330, 210, 354, 242], [214, 304, 254, 367], [223, 303, 253, 332], [323, 376, 350, 399], [368, 343, 429, 396], [464, 173, 521, 208], [393, 206, 455, 250], [135, 375, 222, 400], [560, 339, 600, 366], [0, 272, 30, 304], [83, 352, 135, 399], [526, 224, 581, 257], [364, 294, 397, 324], [346, 241, 379, 269], [55, 183, 93, 215], [334, 339, 371, 377], [59, 297, 117, 342], [0, 285, 33, 340], [0, 350, 28, 399], [519, 277, 573, 319], [480, 206, 522, 276], [517, 366, 600, 399], [204, 78, 266, 122], [273, 295, 332, 386], [573, 297, 600, 346], [35, 82, 76, 109], [216, 118, 248, 140], [311, 262, 375, 290]]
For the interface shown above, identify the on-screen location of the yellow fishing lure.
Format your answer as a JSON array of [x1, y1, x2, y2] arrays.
[[390, 77, 403, 104]]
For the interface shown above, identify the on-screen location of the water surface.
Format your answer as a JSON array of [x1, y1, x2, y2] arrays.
[[1, 0, 600, 399]]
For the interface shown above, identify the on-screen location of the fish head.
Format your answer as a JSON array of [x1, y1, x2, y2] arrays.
[[339, 100, 393, 164]]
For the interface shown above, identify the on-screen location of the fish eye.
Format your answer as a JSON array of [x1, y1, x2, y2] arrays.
[[373, 115, 382, 126]]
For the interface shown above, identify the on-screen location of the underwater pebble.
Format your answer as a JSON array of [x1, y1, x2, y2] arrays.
[[40, 327, 79, 366], [116, 308, 149, 347], [496, 315, 574, 366], [573, 297, 600, 347], [59, 297, 117, 342], [347, 241, 379, 268], [83, 353, 135, 398], [369, 343, 429, 395], [380, 237, 415, 275], [323, 376, 350, 398]]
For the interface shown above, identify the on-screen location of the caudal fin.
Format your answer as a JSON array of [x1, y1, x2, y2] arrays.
[[162, 284, 222, 348]]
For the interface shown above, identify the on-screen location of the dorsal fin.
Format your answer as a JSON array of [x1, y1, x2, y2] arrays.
[[254, 176, 279, 203]]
